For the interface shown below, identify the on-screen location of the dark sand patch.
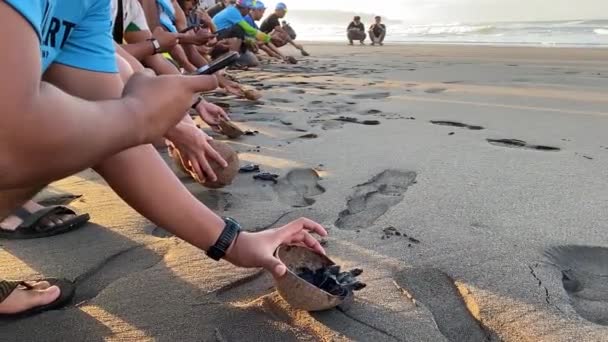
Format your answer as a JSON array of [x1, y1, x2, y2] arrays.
[[353, 92, 391, 100], [425, 88, 447, 94], [336, 170, 417, 229], [430, 121, 484, 130], [487, 139, 560, 152], [334, 116, 380, 126]]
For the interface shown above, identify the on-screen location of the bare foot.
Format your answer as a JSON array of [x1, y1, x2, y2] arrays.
[[0, 201, 75, 231], [0, 281, 60, 314]]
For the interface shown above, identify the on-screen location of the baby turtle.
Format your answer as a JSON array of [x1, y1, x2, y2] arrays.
[[253, 172, 279, 184], [239, 164, 260, 173], [297, 265, 366, 299]]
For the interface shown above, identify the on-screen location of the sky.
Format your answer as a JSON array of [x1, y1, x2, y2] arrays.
[[263, 0, 608, 24]]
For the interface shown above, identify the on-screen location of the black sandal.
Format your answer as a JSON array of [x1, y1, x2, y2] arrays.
[[0, 278, 75, 320], [0, 206, 90, 240]]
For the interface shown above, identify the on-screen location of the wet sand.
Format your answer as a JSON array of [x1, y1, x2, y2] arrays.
[[2, 43, 608, 341]]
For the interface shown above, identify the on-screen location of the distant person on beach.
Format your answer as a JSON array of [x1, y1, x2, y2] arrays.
[[212, 0, 272, 66], [369, 16, 386, 45], [260, 3, 308, 55], [0, 0, 326, 318], [347, 16, 366, 45], [245, 1, 294, 63]]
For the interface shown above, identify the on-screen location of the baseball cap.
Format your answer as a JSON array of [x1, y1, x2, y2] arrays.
[[253, 0, 266, 10], [236, 0, 254, 9], [276, 2, 287, 10]]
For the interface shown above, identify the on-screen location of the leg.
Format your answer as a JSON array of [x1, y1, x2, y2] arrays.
[[0, 280, 60, 314], [43, 55, 225, 252]]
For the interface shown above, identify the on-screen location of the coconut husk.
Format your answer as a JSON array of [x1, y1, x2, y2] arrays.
[[218, 120, 244, 139], [274, 245, 352, 311], [168, 141, 239, 189]]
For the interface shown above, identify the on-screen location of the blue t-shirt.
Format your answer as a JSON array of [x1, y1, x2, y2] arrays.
[[244, 15, 258, 30], [157, 0, 178, 33], [212, 6, 244, 32], [5, 0, 117, 73]]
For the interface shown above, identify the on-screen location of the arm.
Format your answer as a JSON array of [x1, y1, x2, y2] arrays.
[[0, 2, 143, 188], [120, 41, 157, 61], [140, 0, 160, 29], [237, 20, 271, 43]]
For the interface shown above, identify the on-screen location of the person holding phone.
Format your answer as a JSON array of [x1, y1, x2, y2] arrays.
[[0, 0, 327, 319]]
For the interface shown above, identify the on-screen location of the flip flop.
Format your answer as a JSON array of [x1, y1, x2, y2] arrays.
[[0, 278, 75, 321], [0, 206, 90, 240]]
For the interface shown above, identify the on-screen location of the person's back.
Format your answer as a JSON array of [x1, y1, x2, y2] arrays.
[[212, 5, 242, 32], [8, 0, 117, 73], [259, 12, 279, 33], [207, 1, 226, 17]]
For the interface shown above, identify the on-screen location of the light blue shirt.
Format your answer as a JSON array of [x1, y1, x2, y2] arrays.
[[212, 6, 244, 32], [5, 0, 117, 73]]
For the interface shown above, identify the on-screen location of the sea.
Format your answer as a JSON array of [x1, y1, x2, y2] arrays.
[[283, 11, 608, 47]]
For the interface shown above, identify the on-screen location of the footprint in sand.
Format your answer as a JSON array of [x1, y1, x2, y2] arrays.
[[269, 98, 292, 104], [425, 88, 447, 94], [546, 245, 608, 325], [353, 92, 391, 100], [73, 243, 171, 304], [214, 270, 275, 304], [430, 121, 484, 130], [486, 139, 560, 152], [394, 268, 495, 342], [335, 170, 417, 229], [290, 89, 306, 94], [275, 168, 326, 208]]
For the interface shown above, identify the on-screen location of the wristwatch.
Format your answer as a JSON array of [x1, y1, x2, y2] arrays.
[[206, 217, 241, 261], [147, 38, 161, 55]]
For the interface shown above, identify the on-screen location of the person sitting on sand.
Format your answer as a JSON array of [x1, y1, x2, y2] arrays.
[[259, 3, 307, 55], [244, 1, 292, 63], [369, 16, 386, 46], [211, 0, 273, 67], [112, 0, 233, 138], [0, 0, 327, 319], [347, 16, 366, 45]]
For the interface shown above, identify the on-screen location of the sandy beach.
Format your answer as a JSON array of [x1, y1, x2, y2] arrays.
[[2, 42, 608, 341]]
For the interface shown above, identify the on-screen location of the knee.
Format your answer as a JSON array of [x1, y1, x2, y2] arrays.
[[116, 55, 134, 83]]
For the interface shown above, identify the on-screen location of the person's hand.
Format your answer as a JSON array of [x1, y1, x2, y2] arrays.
[[195, 8, 214, 28], [152, 26, 179, 52], [293, 43, 304, 51], [122, 72, 218, 144], [178, 29, 216, 45], [196, 100, 229, 128], [224, 218, 328, 278], [165, 122, 227, 182]]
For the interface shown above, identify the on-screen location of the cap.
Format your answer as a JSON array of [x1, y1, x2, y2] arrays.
[[253, 0, 266, 10], [236, 0, 254, 9], [276, 2, 287, 10]]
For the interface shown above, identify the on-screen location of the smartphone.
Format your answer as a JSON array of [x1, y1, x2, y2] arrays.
[[195, 51, 240, 75]]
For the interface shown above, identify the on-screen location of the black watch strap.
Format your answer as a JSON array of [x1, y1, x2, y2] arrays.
[[147, 38, 161, 54], [206, 217, 241, 261]]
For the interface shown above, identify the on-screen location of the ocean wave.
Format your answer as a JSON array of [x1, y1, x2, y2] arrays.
[[594, 28, 608, 35], [401, 24, 495, 36]]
